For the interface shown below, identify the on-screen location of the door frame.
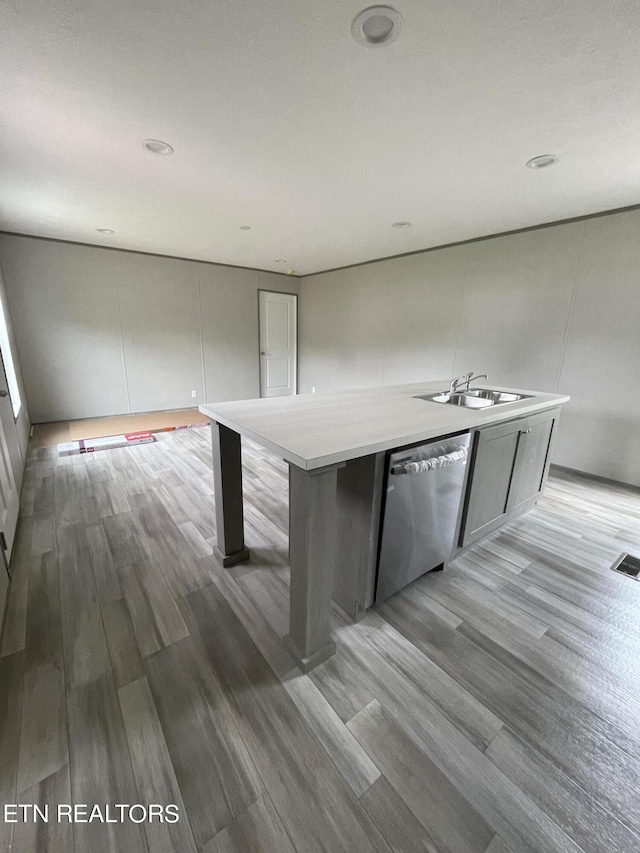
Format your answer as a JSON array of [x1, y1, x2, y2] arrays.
[[0, 349, 24, 480], [257, 289, 299, 398]]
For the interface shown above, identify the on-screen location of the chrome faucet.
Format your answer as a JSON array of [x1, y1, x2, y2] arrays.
[[449, 373, 488, 394], [462, 372, 488, 390]]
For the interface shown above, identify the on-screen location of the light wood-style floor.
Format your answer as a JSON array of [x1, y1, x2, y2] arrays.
[[1, 426, 639, 852]]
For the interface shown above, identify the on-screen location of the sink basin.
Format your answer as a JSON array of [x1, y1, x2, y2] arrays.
[[415, 388, 532, 407], [414, 392, 492, 407], [465, 389, 532, 403]]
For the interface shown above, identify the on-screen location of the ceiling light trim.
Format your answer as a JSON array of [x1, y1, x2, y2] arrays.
[[352, 6, 403, 48], [525, 154, 559, 169], [142, 139, 174, 156]]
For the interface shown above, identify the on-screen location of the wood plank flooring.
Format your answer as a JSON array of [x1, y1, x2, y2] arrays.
[[1, 427, 639, 852]]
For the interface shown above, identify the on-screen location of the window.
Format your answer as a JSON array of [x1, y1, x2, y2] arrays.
[[0, 297, 21, 418]]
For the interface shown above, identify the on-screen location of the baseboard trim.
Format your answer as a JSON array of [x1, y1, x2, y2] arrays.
[[550, 464, 640, 494]]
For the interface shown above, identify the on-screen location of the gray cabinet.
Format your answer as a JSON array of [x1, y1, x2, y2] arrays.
[[508, 411, 557, 514], [332, 452, 386, 619], [459, 407, 559, 548], [331, 405, 561, 621]]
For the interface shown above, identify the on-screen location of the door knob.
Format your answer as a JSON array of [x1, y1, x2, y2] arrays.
[[260, 351, 266, 356], [0, 390, 8, 398]]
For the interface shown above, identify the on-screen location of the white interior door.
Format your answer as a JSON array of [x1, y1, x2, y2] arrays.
[[259, 291, 297, 398]]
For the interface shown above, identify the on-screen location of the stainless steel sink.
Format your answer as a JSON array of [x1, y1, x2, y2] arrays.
[[465, 389, 531, 403], [415, 388, 532, 407]]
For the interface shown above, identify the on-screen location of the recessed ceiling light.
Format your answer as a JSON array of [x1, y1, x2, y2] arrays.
[[352, 6, 403, 48], [392, 221, 412, 229], [96, 228, 114, 234], [142, 139, 174, 155], [239, 225, 251, 230], [525, 154, 559, 169], [285, 270, 295, 276], [274, 259, 287, 263]]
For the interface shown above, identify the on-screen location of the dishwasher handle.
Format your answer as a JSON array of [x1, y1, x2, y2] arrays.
[[390, 444, 468, 475]]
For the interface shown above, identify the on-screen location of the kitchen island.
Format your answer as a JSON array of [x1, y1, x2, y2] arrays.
[[200, 381, 569, 670]]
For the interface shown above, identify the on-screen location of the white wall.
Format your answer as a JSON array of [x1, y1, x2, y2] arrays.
[[199, 265, 293, 403], [0, 234, 298, 422], [115, 252, 203, 413], [554, 212, 640, 484], [300, 209, 640, 487]]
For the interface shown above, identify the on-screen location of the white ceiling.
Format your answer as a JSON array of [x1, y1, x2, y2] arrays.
[[2, 1, 640, 275]]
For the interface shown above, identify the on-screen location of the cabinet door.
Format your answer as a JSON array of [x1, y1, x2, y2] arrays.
[[508, 409, 557, 514], [460, 420, 521, 547]]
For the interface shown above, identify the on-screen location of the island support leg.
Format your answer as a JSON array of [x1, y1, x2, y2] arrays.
[[211, 421, 250, 567], [283, 462, 344, 672]]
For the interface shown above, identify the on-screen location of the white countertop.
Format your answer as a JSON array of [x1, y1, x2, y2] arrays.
[[200, 382, 569, 471]]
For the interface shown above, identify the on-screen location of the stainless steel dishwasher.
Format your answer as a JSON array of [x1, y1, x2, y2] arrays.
[[375, 432, 471, 603]]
